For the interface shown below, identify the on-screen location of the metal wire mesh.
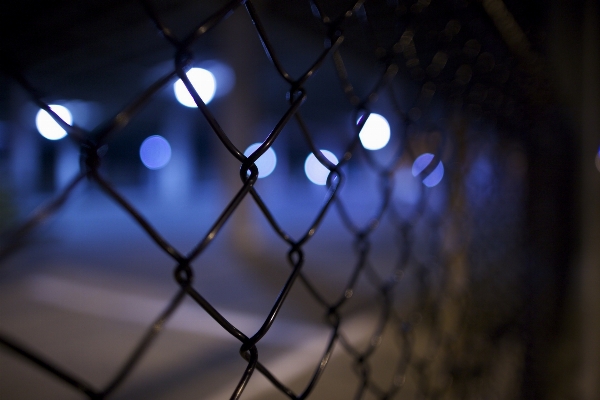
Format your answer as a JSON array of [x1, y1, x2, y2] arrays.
[[0, 0, 539, 398]]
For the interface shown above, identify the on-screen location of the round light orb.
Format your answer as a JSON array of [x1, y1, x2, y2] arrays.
[[412, 153, 444, 187], [358, 113, 390, 150], [244, 143, 277, 178], [174, 68, 217, 107], [35, 105, 72, 140], [140, 135, 172, 170], [305, 150, 338, 186]]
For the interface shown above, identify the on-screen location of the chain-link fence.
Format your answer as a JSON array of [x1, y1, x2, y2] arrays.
[[0, 0, 573, 398]]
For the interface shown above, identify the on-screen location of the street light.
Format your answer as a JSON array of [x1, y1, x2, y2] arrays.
[[244, 143, 277, 178], [358, 113, 390, 150], [412, 153, 444, 187], [140, 135, 172, 170], [35, 105, 72, 140], [305, 150, 338, 185], [174, 68, 217, 107]]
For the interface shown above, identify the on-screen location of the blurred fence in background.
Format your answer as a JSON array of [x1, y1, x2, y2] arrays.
[[0, 0, 585, 399]]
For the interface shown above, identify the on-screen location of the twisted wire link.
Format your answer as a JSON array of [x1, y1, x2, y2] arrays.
[[0, 0, 530, 399]]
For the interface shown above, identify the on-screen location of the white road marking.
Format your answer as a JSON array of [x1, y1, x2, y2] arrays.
[[27, 274, 376, 399], [27, 274, 326, 345]]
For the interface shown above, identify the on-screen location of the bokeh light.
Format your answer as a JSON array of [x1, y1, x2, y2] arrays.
[[174, 68, 217, 107], [412, 153, 444, 187], [35, 105, 72, 140], [305, 150, 338, 185], [140, 135, 172, 170], [358, 113, 390, 150], [244, 143, 277, 178]]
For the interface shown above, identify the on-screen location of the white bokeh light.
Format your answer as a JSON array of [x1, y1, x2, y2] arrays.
[[244, 143, 277, 178], [412, 153, 444, 187], [140, 135, 172, 170], [305, 150, 338, 185], [35, 105, 72, 140], [174, 68, 217, 107], [358, 113, 390, 150]]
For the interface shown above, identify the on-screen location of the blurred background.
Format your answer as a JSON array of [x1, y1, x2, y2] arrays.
[[0, 0, 598, 399]]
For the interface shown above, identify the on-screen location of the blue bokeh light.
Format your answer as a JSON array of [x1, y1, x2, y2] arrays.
[[244, 143, 277, 178], [140, 135, 172, 170], [412, 153, 444, 187]]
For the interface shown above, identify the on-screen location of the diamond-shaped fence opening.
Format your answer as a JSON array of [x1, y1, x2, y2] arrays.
[[0, 0, 593, 399]]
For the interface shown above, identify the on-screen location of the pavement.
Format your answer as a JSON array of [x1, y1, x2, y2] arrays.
[[0, 177, 412, 399]]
